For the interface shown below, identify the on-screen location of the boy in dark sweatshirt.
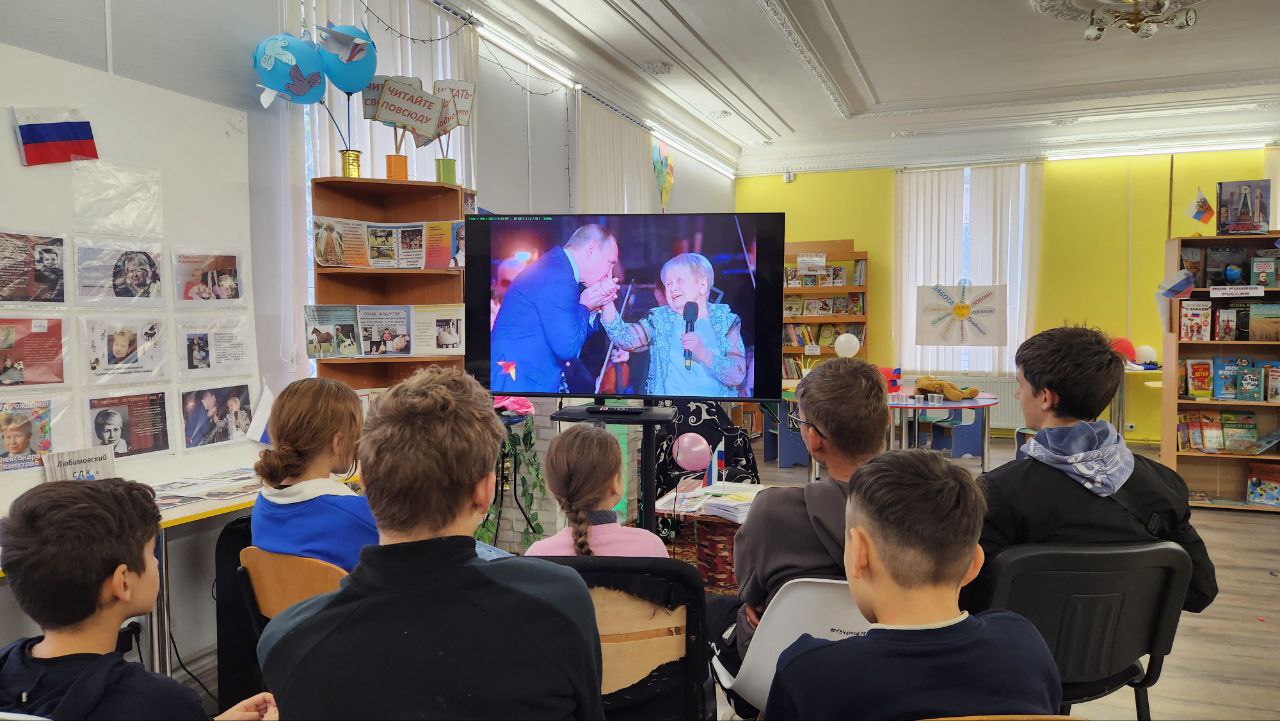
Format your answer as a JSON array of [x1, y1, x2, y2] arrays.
[[965, 326, 1217, 612], [0, 478, 275, 720], [767, 450, 1061, 720], [709, 358, 890, 673]]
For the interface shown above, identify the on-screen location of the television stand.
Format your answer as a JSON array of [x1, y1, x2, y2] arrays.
[[550, 399, 676, 532]]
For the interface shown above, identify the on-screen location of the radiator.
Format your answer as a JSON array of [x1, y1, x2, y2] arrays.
[[920, 374, 1024, 430]]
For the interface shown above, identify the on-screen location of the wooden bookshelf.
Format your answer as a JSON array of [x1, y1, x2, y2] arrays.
[[311, 177, 467, 389], [1161, 233, 1280, 512], [781, 241, 868, 389], [783, 285, 866, 296]]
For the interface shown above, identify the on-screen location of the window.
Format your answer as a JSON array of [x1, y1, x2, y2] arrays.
[[895, 163, 1042, 375]]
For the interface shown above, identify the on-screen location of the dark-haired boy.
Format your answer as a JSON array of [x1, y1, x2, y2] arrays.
[[0, 479, 275, 720], [967, 326, 1217, 612], [765, 450, 1061, 720]]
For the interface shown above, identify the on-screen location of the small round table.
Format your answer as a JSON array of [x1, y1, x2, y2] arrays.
[[889, 391, 1001, 471]]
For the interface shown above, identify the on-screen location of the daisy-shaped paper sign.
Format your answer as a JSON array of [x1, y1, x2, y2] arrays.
[[920, 281, 999, 344]]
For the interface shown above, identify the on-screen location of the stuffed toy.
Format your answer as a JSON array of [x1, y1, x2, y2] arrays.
[[915, 375, 980, 402]]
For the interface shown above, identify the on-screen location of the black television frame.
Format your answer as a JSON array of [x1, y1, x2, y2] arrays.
[[464, 212, 784, 403]]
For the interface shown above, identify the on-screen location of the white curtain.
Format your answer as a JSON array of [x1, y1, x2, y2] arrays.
[[896, 163, 1042, 376], [302, 0, 478, 185], [575, 95, 656, 213]]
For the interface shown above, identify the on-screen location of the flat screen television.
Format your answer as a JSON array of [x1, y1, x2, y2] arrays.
[[465, 213, 784, 401]]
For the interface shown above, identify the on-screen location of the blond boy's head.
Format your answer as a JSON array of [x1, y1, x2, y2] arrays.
[[844, 449, 987, 622]]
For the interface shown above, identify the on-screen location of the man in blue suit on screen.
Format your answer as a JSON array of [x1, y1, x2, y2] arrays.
[[491, 224, 619, 393]]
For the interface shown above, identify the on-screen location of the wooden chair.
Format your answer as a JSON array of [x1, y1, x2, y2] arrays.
[[237, 546, 347, 636], [542, 556, 713, 720]]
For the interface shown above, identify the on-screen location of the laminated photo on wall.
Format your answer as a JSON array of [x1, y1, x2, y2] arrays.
[[1, 396, 68, 472], [0, 232, 65, 303], [0, 318, 65, 386], [71, 158, 164, 238], [81, 315, 167, 383], [173, 251, 245, 306], [313, 216, 369, 268], [181, 383, 252, 449], [411, 304, 464, 356], [86, 390, 170, 458], [176, 315, 251, 377], [357, 305, 411, 355], [75, 238, 163, 305], [304, 305, 360, 358]]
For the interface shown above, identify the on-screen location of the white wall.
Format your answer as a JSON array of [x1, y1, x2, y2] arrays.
[[657, 145, 735, 214]]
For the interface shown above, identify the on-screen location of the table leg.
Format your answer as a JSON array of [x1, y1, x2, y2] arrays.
[[146, 526, 173, 675], [641, 422, 657, 533], [982, 406, 992, 473], [1114, 379, 1127, 436]]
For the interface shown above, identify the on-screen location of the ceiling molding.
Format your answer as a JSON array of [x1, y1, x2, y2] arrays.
[[755, 0, 851, 119], [819, 0, 879, 106], [1030, 0, 1204, 24]]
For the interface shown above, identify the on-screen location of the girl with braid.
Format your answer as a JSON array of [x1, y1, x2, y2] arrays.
[[525, 424, 668, 558]]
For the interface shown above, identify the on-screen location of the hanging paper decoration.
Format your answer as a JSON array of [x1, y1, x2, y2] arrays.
[[652, 140, 675, 207], [253, 34, 326, 106], [915, 281, 1008, 347], [316, 24, 378, 93]]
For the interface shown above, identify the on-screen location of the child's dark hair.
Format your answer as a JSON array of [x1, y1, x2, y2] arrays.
[[544, 424, 622, 556], [0, 478, 160, 629], [1015, 326, 1124, 420], [847, 449, 986, 588]]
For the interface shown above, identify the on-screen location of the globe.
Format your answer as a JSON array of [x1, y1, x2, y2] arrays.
[[1224, 264, 1245, 283]]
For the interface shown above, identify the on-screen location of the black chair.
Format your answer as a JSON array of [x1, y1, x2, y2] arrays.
[[972, 542, 1192, 721], [541, 555, 714, 721]]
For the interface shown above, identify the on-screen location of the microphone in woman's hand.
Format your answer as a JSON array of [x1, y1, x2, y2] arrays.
[[683, 302, 698, 369]]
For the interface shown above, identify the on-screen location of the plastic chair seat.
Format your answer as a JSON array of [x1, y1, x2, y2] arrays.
[[1061, 661, 1144, 705]]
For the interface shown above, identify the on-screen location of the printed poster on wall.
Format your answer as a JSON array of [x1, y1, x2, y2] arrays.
[[181, 384, 252, 449], [176, 316, 251, 378], [357, 305, 410, 355], [75, 239, 163, 304], [173, 252, 244, 305], [410, 304, 464, 356], [915, 284, 1008, 347], [86, 391, 170, 458], [0, 318, 64, 386], [81, 316, 167, 383], [1, 398, 53, 471], [0, 232, 65, 303]]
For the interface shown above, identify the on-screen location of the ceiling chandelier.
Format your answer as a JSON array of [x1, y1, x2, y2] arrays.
[[1032, 0, 1199, 41]]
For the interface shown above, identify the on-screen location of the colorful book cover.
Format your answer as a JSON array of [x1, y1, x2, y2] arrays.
[[1180, 246, 1204, 287], [1228, 299, 1259, 340], [1249, 304, 1280, 341], [802, 299, 822, 316], [356, 305, 411, 355], [1217, 180, 1271, 235], [1222, 411, 1258, 450], [783, 296, 802, 317], [1238, 368, 1264, 402], [1212, 356, 1251, 400], [831, 295, 851, 315], [1198, 411, 1224, 450], [1180, 300, 1212, 340], [1186, 412, 1204, 449], [1185, 359, 1213, 398], [424, 221, 454, 269], [303, 305, 359, 358], [1268, 366, 1280, 403], [1214, 308, 1236, 341], [1205, 245, 1249, 285], [1252, 257, 1277, 287]]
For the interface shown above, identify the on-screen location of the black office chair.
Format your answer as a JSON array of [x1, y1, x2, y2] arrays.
[[972, 542, 1192, 721], [541, 555, 714, 721]]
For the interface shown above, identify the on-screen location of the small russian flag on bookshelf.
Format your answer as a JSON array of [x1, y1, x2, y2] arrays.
[[13, 106, 98, 166]]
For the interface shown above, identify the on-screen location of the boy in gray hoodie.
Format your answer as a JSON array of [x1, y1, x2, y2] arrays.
[[965, 326, 1217, 613]]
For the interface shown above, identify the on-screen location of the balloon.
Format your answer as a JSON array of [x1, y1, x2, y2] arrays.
[[1110, 336, 1136, 362], [1135, 345, 1157, 365], [253, 33, 326, 105], [834, 333, 862, 358], [673, 432, 712, 472], [318, 24, 378, 94]]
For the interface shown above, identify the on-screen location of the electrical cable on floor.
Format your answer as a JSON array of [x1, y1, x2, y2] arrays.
[[170, 633, 217, 705]]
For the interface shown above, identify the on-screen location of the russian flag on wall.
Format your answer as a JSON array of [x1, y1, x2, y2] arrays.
[[12, 106, 98, 166]]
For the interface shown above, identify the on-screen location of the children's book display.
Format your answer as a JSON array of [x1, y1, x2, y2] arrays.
[[1181, 356, 1280, 405], [313, 215, 461, 269], [305, 304, 464, 359], [1186, 245, 1279, 288], [1247, 461, 1280, 507], [1180, 299, 1280, 342], [1, 228, 260, 475]]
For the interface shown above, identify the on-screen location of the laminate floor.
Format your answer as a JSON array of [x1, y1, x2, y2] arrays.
[[730, 438, 1280, 720]]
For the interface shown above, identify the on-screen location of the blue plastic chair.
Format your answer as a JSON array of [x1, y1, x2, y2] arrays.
[[930, 408, 985, 460]]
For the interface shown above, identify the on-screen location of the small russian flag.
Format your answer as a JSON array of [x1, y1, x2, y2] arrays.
[[12, 106, 98, 166]]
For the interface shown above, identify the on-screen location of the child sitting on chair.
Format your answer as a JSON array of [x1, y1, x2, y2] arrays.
[[524, 424, 667, 558], [601, 253, 746, 397]]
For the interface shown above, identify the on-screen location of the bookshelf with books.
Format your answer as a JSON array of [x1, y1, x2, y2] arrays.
[[311, 177, 469, 389], [781, 241, 868, 389], [1162, 233, 1280, 512]]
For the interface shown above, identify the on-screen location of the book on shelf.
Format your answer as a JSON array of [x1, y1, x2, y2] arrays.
[[1186, 411, 1205, 449], [1268, 366, 1280, 403], [1252, 257, 1277, 288], [1249, 304, 1280, 341], [783, 296, 802, 318], [1206, 245, 1248, 286], [1247, 460, 1280, 507], [1198, 411, 1224, 451], [1180, 246, 1204, 287], [1227, 299, 1260, 340], [1212, 356, 1250, 400], [1217, 180, 1271, 236], [357, 305, 412, 355], [830, 295, 850, 315], [304, 304, 360, 359], [410, 303, 465, 356], [1180, 300, 1212, 341], [851, 259, 867, 286], [1221, 411, 1258, 451], [1237, 367, 1264, 402], [817, 324, 837, 347], [1231, 429, 1280, 457], [1214, 308, 1236, 342], [801, 275, 818, 288], [851, 293, 865, 316], [1176, 413, 1192, 451], [1185, 359, 1213, 398]]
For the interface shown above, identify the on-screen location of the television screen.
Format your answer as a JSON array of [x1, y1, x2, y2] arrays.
[[465, 213, 784, 401]]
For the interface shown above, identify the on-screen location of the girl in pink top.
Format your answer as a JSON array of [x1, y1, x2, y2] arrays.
[[525, 424, 669, 558]]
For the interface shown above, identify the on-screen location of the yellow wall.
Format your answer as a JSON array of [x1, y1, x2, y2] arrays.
[[1037, 150, 1265, 442], [735, 169, 896, 366], [737, 150, 1267, 444]]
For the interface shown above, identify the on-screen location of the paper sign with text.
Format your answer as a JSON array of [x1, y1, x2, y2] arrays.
[[373, 79, 445, 140], [432, 79, 475, 133], [363, 75, 422, 120]]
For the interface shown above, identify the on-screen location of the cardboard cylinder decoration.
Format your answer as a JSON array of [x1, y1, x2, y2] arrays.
[[340, 149, 362, 178], [385, 154, 408, 181]]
